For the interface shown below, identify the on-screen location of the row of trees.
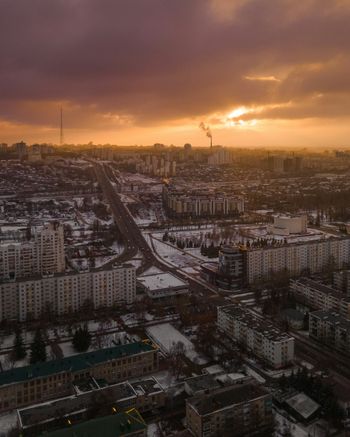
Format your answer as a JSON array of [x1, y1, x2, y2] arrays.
[[10, 325, 92, 368], [279, 367, 344, 427], [11, 328, 47, 365]]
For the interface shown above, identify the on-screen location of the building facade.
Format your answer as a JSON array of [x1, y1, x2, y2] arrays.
[[268, 214, 307, 235], [309, 310, 350, 353], [0, 264, 136, 322], [244, 237, 350, 284], [333, 269, 350, 296], [217, 305, 294, 369], [163, 185, 244, 218], [290, 278, 350, 319], [186, 382, 273, 437], [0, 342, 158, 412], [0, 222, 65, 280]]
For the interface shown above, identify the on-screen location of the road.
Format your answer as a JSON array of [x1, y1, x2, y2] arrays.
[[93, 162, 220, 298], [94, 162, 154, 268]]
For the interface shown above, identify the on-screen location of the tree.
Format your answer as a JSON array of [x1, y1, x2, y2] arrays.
[[13, 328, 26, 361], [168, 341, 186, 379], [72, 325, 91, 352], [30, 329, 47, 364]]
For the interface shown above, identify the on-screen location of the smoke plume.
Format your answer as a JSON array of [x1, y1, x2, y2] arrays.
[[199, 122, 212, 138]]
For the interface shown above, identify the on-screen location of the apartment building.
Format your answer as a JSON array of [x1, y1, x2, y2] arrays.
[[163, 185, 244, 218], [0, 222, 65, 280], [217, 305, 294, 369], [201, 246, 244, 291], [333, 270, 350, 295], [207, 147, 233, 166], [186, 382, 273, 437], [309, 310, 350, 353], [0, 341, 158, 412], [18, 377, 164, 435], [244, 237, 350, 284], [39, 412, 147, 437], [0, 264, 136, 322], [290, 278, 350, 319]]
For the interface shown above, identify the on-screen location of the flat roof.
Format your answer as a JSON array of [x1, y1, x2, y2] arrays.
[[0, 342, 154, 388], [285, 392, 320, 420], [310, 310, 350, 331], [185, 374, 221, 393], [39, 411, 146, 437], [138, 272, 187, 291], [219, 305, 293, 342], [291, 278, 350, 302], [188, 383, 269, 416], [19, 380, 136, 429]]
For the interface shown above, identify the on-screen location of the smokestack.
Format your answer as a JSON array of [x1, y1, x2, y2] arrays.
[[199, 122, 213, 148]]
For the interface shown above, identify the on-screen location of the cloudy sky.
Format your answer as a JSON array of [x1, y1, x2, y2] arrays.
[[1, 0, 350, 147]]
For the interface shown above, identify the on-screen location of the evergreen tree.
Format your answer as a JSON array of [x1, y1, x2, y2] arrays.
[[72, 325, 91, 352], [30, 329, 47, 364], [13, 328, 26, 361]]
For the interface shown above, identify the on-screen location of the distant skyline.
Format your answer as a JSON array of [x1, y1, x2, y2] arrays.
[[1, 0, 350, 147]]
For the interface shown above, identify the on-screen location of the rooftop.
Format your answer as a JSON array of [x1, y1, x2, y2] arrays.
[[291, 278, 350, 302], [187, 383, 269, 416], [19, 379, 137, 429], [0, 341, 154, 388], [310, 310, 350, 331], [137, 272, 187, 291], [219, 305, 294, 342], [39, 411, 146, 437], [285, 392, 320, 420], [184, 374, 222, 394]]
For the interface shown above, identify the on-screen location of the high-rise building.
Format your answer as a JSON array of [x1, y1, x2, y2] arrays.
[[0, 264, 136, 322], [244, 237, 350, 284], [0, 222, 65, 280], [163, 185, 244, 218]]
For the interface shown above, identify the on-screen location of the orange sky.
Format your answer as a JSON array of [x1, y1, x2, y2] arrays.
[[1, 0, 350, 147]]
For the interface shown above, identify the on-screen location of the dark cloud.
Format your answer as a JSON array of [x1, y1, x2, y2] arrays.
[[0, 0, 350, 132]]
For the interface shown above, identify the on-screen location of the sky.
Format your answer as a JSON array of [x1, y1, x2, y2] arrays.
[[1, 0, 350, 147]]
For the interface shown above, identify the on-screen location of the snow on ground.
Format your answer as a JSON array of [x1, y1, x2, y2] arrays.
[[128, 258, 143, 269], [146, 323, 208, 365], [141, 266, 164, 275], [181, 266, 201, 275], [151, 370, 179, 390], [0, 411, 18, 436], [147, 423, 159, 437], [204, 364, 225, 375], [150, 237, 199, 269]]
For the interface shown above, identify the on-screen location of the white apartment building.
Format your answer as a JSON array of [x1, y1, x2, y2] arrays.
[[217, 305, 294, 369], [0, 222, 65, 280], [207, 147, 233, 166], [163, 186, 244, 218], [0, 264, 136, 322], [244, 237, 350, 284], [290, 278, 350, 319], [309, 310, 350, 353], [268, 214, 307, 235]]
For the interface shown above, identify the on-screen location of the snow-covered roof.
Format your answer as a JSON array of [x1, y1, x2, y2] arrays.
[[138, 272, 187, 291]]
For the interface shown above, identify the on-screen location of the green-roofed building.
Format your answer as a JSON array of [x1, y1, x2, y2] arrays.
[[39, 412, 147, 437], [0, 341, 158, 413]]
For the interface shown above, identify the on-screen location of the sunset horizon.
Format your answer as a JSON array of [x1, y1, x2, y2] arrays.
[[1, 0, 350, 147]]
